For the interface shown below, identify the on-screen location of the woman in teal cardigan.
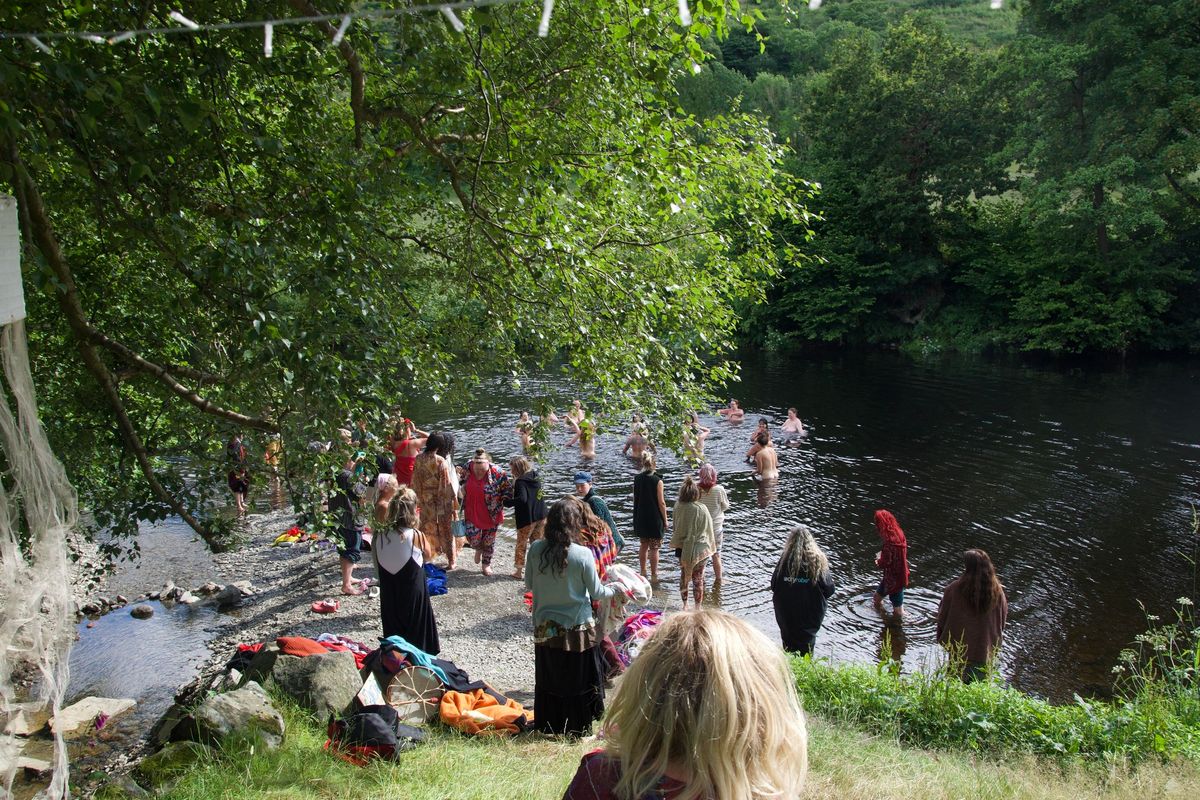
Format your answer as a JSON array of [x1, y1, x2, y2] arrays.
[[525, 497, 615, 737]]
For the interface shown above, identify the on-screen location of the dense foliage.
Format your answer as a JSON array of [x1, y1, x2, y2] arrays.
[[0, 1, 813, 544], [682, 0, 1200, 354]]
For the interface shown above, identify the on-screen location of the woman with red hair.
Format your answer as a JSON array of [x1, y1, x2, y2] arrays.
[[872, 509, 909, 618]]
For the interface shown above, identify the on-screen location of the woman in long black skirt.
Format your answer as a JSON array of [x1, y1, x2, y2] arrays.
[[375, 487, 440, 654], [525, 497, 615, 736]]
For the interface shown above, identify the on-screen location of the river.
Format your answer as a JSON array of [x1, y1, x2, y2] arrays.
[[406, 350, 1200, 702]]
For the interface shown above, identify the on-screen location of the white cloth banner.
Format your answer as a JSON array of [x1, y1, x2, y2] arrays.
[[0, 196, 26, 325]]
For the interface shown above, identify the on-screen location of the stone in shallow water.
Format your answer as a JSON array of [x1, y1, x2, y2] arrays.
[[130, 604, 154, 619], [50, 697, 136, 737]]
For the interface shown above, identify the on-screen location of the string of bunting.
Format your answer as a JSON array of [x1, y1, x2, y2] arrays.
[[0, 0, 602, 53], [3, 0, 1007, 58]]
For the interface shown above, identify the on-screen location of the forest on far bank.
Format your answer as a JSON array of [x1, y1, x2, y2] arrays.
[[688, 0, 1200, 355]]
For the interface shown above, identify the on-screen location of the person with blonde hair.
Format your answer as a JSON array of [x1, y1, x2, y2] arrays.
[[563, 609, 807, 800], [771, 524, 836, 656], [375, 487, 439, 654], [631, 452, 667, 582], [669, 476, 715, 609], [505, 455, 547, 578]]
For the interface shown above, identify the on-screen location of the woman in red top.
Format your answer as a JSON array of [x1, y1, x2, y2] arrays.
[[462, 449, 512, 576], [562, 609, 807, 800], [872, 509, 910, 618], [390, 418, 428, 486]]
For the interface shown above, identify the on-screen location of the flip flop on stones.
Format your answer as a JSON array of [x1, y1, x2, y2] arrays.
[[311, 598, 339, 614]]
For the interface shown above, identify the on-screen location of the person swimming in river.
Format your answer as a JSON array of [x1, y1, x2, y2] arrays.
[[682, 412, 710, 464], [566, 399, 585, 431], [718, 398, 746, 421], [515, 411, 535, 451], [781, 407, 807, 446], [566, 412, 597, 458], [753, 431, 779, 481], [622, 414, 650, 461], [746, 417, 770, 461]]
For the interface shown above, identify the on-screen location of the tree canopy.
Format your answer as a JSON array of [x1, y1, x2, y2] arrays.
[[689, 0, 1199, 355], [0, 1, 814, 546]]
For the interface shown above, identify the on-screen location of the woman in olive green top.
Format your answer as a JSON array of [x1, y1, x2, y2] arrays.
[[669, 476, 715, 609]]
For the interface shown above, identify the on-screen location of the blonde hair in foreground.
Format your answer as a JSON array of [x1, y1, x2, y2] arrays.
[[604, 609, 807, 800]]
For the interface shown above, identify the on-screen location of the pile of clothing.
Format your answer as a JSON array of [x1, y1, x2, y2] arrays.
[[615, 610, 663, 667]]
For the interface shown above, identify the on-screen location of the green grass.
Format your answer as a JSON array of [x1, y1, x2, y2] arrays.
[[792, 656, 1200, 763], [147, 688, 1200, 800]]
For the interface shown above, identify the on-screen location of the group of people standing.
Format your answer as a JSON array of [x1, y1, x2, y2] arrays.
[[265, 394, 1011, 758]]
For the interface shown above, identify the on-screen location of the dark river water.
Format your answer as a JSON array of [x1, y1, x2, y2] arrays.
[[407, 351, 1200, 702]]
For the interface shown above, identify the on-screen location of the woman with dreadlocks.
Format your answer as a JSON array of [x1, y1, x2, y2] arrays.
[[770, 525, 836, 655], [872, 509, 910, 618], [936, 549, 1008, 682]]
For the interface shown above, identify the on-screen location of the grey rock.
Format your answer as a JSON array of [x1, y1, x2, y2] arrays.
[[146, 592, 160, 601], [177, 591, 200, 605], [196, 582, 221, 596], [271, 652, 361, 719], [130, 604, 154, 620], [159, 581, 175, 598], [191, 681, 285, 749], [209, 584, 243, 608], [95, 775, 150, 799], [17, 756, 51, 779], [230, 580, 257, 595], [115, 594, 128, 605], [242, 644, 279, 685], [136, 741, 218, 786]]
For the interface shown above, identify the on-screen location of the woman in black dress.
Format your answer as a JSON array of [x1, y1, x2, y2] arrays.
[[375, 487, 440, 654], [631, 452, 667, 583]]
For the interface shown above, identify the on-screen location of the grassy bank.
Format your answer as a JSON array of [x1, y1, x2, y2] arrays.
[[141, 691, 1200, 800], [792, 656, 1200, 763]]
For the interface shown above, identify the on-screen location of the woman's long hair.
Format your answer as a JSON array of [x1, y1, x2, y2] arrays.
[[640, 451, 657, 474], [424, 431, 446, 454], [538, 497, 581, 575], [874, 509, 906, 546], [509, 455, 532, 479], [605, 609, 808, 800], [383, 487, 433, 559], [773, 524, 829, 584], [957, 549, 1003, 614]]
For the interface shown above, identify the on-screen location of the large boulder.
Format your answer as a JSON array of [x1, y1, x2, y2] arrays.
[[271, 652, 360, 719], [191, 681, 285, 749], [135, 741, 217, 786]]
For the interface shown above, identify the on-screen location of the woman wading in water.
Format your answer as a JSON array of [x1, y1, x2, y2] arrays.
[[936, 549, 1008, 682], [631, 452, 667, 582], [462, 449, 511, 576]]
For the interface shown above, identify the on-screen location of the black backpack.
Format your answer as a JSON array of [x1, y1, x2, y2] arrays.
[[325, 704, 427, 765]]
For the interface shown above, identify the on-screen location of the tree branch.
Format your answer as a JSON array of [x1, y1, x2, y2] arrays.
[[87, 327, 277, 433], [4, 141, 222, 547]]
